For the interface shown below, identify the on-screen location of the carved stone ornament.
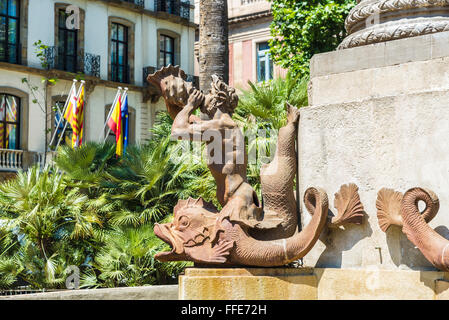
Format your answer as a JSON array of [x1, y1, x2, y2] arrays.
[[376, 187, 449, 271], [330, 183, 365, 227], [339, 0, 449, 49], [148, 66, 336, 267]]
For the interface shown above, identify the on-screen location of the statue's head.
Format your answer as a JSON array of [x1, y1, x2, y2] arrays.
[[154, 198, 220, 262], [147, 65, 194, 119], [202, 75, 239, 117]]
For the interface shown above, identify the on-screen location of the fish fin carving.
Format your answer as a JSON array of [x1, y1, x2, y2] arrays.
[[376, 188, 403, 232], [174, 197, 218, 216], [331, 183, 365, 226], [208, 240, 235, 264]]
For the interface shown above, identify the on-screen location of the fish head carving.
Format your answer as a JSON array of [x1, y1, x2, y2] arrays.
[[154, 198, 220, 262]]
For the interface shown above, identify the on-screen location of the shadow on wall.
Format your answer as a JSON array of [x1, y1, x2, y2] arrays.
[[314, 209, 373, 268], [386, 225, 449, 272]]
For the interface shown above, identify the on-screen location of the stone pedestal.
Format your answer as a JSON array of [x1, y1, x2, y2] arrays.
[[300, 31, 449, 271], [339, 0, 449, 49], [179, 268, 449, 300]]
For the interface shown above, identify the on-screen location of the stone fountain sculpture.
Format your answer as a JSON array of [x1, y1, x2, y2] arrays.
[[147, 65, 364, 267]]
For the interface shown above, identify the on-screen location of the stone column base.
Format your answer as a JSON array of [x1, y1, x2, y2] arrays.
[[179, 268, 449, 300]]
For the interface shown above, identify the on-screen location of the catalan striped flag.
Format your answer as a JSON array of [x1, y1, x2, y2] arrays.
[[0, 96, 5, 149], [63, 84, 79, 130], [71, 84, 85, 148], [107, 94, 123, 157], [5, 96, 18, 149]]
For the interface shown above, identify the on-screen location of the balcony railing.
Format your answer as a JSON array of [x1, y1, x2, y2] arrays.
[[43, 47, 101, 78], [241, 0, 265, 4], [0, 149, 46, 172], [155, 0, 190, 20], [111, 65, 131, 84], [143, 66, 157, 85], [0, 149, 23, 171], [0, 43, 22, 65], [123, 0, 145, 7]]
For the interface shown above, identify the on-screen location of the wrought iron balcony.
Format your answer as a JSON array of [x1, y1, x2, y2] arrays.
[[111, 64, 131, 84], [123, 0, 145, 7], [155, 0, 190, 20], [143, 66, 157, 85], [0, 43, 22, 65], [43, 46, 101, 78]]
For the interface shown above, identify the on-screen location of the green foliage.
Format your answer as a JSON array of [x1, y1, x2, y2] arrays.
[[80, 226, 187, 288], [234, 72, 308, 196], [270, 0, 356, 77], [0, 167, 99, 288]]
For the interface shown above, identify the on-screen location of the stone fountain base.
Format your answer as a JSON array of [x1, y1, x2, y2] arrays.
[[179, 268, 449, 300]]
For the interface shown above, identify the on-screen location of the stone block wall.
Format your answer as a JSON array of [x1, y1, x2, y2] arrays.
[[300, 31, 449, 271]]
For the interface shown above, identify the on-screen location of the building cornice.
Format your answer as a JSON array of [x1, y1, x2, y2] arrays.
[[0, 61, 144, 93], [228, 10, 272, 25]]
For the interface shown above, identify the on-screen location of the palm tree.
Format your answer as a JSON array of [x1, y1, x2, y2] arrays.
[[0, 166, 100, 289], [199, 0, 229, 90], [80, 225, 188, 288], [232, 72, 309, 197]]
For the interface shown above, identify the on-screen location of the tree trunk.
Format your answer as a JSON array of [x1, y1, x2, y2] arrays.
[[199, 0, 229, 92]]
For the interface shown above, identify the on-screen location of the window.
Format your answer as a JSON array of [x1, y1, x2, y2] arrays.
[[159, 34, 174, 68], [111, 23, 129, 83], [52, 100, 73, 147], [57, 9, 78, 73], [0, 0, 20, 64], [256, 42, 273, 82], [0, 94, 19, 149]]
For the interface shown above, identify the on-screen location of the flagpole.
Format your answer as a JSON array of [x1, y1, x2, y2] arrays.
[[56, 81, 84, 149], [48, 80, 78, 148], [121, 89, 129, 155], [102, 87, 123, 142], [104, 87, 128, 141], [74, 80, 86, 149]]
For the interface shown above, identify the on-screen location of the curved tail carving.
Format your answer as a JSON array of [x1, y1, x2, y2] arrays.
[[377, 187, 448, 271], [231, 187, 328, 266]]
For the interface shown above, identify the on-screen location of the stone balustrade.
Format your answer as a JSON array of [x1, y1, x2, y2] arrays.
[[0, 149, 46, 172]]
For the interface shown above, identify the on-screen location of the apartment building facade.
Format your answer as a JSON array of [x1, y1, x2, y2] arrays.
[[0, 0, 196, 173]]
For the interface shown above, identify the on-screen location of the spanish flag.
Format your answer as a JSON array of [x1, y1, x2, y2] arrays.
[[71, 84, 85, 148], [108, 95, 123, 157]]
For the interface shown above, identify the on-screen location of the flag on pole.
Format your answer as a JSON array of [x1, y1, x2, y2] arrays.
[[107, 94, 123, 157], [50, 80, 77, 149], [121, 92, 129, 155], [71, 84, 85, 148], [0, 96, 5, 149], [63, 85, 79, 128], [5, 96, 18, 149]]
